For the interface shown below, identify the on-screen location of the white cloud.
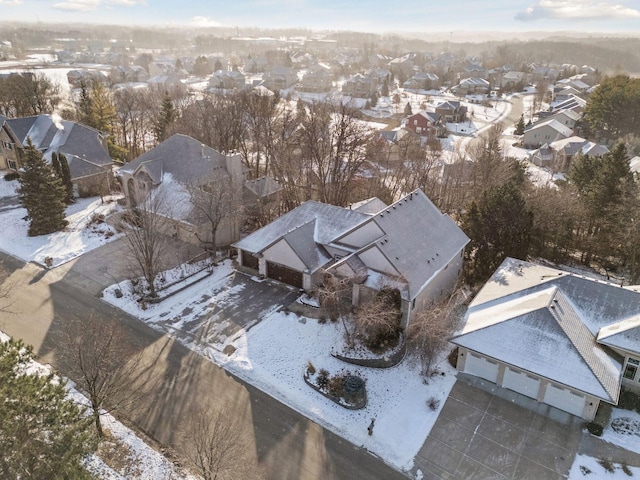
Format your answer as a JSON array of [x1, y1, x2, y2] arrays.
[[106, 0, 145, 5], [53, 0, 100, 11], [191, 16, 225, 27], [516, 0, 640, 21], [0, 0, 23, 4]]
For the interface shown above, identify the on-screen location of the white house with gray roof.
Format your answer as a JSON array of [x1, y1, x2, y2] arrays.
[[523, 118, 573, 149], [452, 258, 640, 421], [233, 189, 469, 325]]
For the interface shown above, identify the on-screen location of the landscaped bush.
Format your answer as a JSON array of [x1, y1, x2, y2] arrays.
[[316, 369, 329, 390], [585, 422, 603, 436], [448, 347, 459, 368], [327, 375, 345, 398], [598, 458, 615, 473], [427, 396, 440, 411], [355, 287, 403, 353], [3, 172, 19, 181], [618, 389, 640, 414]]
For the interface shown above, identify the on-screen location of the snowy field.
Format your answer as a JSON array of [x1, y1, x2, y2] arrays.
[[0, 330, 197, 480], [0, 175, 122, 266], [104, 262, 457, 473]]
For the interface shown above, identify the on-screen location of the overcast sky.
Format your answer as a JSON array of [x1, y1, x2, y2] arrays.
[[0, 0, 639, 33]]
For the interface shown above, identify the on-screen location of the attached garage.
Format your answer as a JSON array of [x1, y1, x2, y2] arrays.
[[266, 261, 303, 288], [543, 384, 586, 417], [502, 367, 541, 400], [464, 353, 499, 383]]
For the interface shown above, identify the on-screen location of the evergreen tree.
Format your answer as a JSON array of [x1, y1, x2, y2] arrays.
[[18, 139, 68, 236], [153, 91, 176, 144], [370, 92, 378, 108], [462, 182, 533, 285], [381, 78, 389, 97], [514, 114, 525, 135], [0, 338, 97, 479], [51, 152, 74, 204], [404, 101, 412, 115]]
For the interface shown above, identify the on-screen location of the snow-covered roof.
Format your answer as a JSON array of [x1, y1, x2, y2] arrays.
[[526, 119, 573, 138], [453, 258, 640, 403], [350, 197, 388, 215], [244, 176, 282, 198]]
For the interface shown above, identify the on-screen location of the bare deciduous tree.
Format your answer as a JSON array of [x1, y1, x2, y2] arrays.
[[61, 314, 147, 438], [121, 187, 169, 298], [353, 287, 403, 352], [187, 171, 243, 255], [181, 405, 262, 480], [317, 271, 355, 345], [406, 289, 468, 377]]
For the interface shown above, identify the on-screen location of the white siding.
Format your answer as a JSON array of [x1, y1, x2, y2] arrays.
[[337, 221, 384, 248], [464, 353, 499, 383], [502, 367, 540, 399], [263, 239, 305, 271], [543, 384, 586, 417]]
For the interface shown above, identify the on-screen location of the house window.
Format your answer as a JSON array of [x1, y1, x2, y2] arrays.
[[623, 358, 639, 381], [7, 160, 17, 170], [2, 141, 12, 150]]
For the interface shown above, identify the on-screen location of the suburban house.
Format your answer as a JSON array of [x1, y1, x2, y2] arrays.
[[298, 64, 333, 93], [0, 114, 113, 197], [403, 72, 440, 91], [537, 109, 581, 130], [405, 111, 445, 138], [435, 101, 467, 123], [233, 189, 469, 326], [208, 70, 246, 90], [451, 77, 490, 96], [551, 94, 587, 114], [342, 74, 377, 98], [501, 71, 527, 89], [549, 136, 609, 172], [452, 257, 640, 421], [118, 134, 281, 248], [523, 119, 573, 149], [263, 66, 298, 91]]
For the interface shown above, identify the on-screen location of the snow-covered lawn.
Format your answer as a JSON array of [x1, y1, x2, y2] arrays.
[[570, 454, 640, 479], [0, 177, 123, 266], [0, 330, 197, 480], [103, 262, 457, 473]]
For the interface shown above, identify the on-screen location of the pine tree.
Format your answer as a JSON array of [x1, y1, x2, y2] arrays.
[[404, 101, 413, 115], [18, 139, 68, 236], [153, 91, 176, 144], [514, 114, 525, 135], [0, 338, 97, 479], [51, 152, 74, 203], [370, 92, 378, 108], [381, 78, 389, 97]]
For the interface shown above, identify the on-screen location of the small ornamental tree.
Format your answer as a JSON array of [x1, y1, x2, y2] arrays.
[[18, 139, 68, 236], [404, 101, 413, 115]]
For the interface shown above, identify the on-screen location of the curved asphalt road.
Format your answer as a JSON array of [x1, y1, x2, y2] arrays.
[[0, 251, 408, 480]]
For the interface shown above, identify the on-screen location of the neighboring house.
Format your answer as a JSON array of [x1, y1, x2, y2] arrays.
[[0, 114, 113, 197], [233, 188, 469, 326], [551, 95, 587, 114], [67, 69, 109, 88], [208, 70, 246, 90], [523, 119, 573, 149], [118, 134, 280, 248], [366, 68, 392, 86], [147, 73, 183, 91], [342, 74, 377, 98], [263, 66, 298, 91], [403, 72, 439, 91], [388, 53, 417, 77], [451, 77, 490, 96], [405, 111, 445, 138], [549, 136, 609, 172], [435, 101, 467, 123], [298, 64, 333, 93], [501, 71, 527, 89], [452, 257, 640, 421], [543, 109, 581, 130]]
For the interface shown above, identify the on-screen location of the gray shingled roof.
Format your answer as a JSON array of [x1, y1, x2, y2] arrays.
[[452, 257, 640, 404], [282, 220, 332, 272], [244, 176, 282, 198], [120, 134, 228, 186], [453, 285, 622, 403], [367, 189, 469, 299], [233, 200, 369, 258]]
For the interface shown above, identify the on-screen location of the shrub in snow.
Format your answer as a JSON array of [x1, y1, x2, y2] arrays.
[[597, 458, 615, 473], [427, 397, 440, 411], [585, 422, 603, 436]]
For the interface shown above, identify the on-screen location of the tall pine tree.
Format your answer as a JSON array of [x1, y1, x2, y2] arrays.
[[0, 338, 97, 479], [51, 152, 74, 204], [153, 91, 175, 144], [18, 139, 68, 236]]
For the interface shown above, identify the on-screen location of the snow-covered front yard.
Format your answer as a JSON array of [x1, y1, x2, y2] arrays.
[[0, 175, 122, 266]]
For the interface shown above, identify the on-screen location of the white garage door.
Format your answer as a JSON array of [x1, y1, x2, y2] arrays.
[[502, 367, 540, 399], [543, 384, 586, 417], [464, 353, 499, 383]]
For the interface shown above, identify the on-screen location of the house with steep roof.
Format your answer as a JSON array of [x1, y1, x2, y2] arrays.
[[233, 189, 469, 325], [405, 111, 445, 139], [452, 258, 640, 421], [451, 77, 490, 96], [342, 74, 377, 98], [118, 134, 281, 248], [0, 114, 113, 197], [403, 72, 440, 91], [435, 101, 467, 123], [263, 66, 298, 92], [298, 64, 333, 93], [523, 119, 573, 149]]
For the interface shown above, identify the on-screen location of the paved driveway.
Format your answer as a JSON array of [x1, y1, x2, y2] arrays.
[[414, 377, 583, 480]]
